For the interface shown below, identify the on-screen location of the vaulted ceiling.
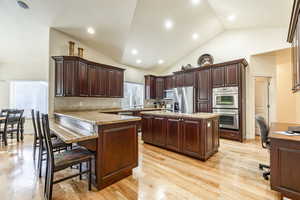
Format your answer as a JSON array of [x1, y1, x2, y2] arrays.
[[1, 0, 293, 70]]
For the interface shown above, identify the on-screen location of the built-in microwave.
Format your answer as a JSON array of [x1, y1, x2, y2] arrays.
[[212, 87, 239, 109], [164, 89, 175, 100]]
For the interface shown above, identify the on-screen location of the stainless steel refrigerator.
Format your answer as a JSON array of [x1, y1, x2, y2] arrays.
[[174, 87, 194, 114]]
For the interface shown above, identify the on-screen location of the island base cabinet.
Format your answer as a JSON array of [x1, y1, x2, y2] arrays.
[[141, 115, 219, 161]]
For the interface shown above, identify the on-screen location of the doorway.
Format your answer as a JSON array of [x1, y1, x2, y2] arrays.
[[255, 77, 271, 136]]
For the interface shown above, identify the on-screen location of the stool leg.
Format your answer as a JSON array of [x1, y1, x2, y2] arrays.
[[79, 163, 82, 180], [88, 159, 92, 191]]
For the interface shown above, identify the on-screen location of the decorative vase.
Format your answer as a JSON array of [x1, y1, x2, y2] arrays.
[[68, 41, 75, 56], [78, 47, 84, 58]]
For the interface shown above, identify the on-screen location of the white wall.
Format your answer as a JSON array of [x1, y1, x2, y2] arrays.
[[49, 29, 155, 113], [158, 27, 290, 139]]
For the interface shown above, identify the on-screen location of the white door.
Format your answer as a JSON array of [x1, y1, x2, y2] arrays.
[[255, 77, 270, 136]]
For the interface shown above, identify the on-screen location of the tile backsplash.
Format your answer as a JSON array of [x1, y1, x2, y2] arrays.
[[54, 97, 156, 111]]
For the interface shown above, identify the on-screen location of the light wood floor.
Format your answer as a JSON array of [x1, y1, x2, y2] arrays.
[[0, 135, 281, 200]]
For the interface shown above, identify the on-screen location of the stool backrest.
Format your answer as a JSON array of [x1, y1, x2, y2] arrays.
[[4, 110, 24, 133]]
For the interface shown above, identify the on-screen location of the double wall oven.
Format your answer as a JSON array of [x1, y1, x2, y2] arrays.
[[212, 87, 239, 130]]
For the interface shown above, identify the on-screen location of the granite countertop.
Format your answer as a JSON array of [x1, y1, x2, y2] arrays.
[[98, 107, 163, 113], [140, 111, 219, 119], [54, 111, 141, 125], [49, 119, 98, 144]]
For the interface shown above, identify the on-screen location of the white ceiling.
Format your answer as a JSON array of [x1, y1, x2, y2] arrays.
[[1, 0, 294, 70]]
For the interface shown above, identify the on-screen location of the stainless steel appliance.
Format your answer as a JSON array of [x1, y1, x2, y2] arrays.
[[213, 108, 239, 130], [174, 87, 194, 114], [212, 87, 238, 109], [164, 89, 175, 100]]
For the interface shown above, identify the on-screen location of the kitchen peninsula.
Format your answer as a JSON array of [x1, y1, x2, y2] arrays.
[[141, 111, 220, 161], [52, 111, 141, 190]]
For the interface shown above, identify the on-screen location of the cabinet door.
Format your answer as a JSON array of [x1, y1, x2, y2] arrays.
[[164, 76, 174, 90], [78, 61, 89, 96], [64, 60, 78, 96], [196, 69, 211, 112], [182, 119, 201, 158], [88, 66, 107, 97], [225, 65, 239, 87], [108, 69, 124, 98], [145, 76, 156, 99], [152, 117, 166, 147], [212, 67, 225, 88], [184, 72, 195, 87], [166, 118, 181, 152], [175, 73, 184, 88], [212, 118, 220, 149], [142, 116, 153, 143], [55, 60, 64, 96], [156, 78, 164, 99]]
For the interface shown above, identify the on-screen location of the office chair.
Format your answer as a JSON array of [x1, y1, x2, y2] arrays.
[[255, 115, 270, 180]]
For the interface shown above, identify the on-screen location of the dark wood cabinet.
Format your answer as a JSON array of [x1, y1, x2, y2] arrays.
[[88, 66, 107, 97], [108, 69, 123, 98], [145, 75, 156, 99], [52, 56, 124, 98], [225, 65, 239, 86], [166, 118, 181, 152], [78, 61, 89, 96], [141, 116, 153, 143], [183, 71, 195, 87], [141, 114, 219, 161], [152, 117, 166, 147], [182, 119, 201, 158], [175, 73, 184, 88], [155, 78, 165, 99], [196, 69, 211, 112], [212, 67, 225, 88], [164, 76, 174, 90]]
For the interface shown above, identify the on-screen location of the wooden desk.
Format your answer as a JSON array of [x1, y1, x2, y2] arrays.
[[270, 122, 300, 200]]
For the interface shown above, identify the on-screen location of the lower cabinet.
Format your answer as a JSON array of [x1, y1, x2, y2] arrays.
[[141, 115, 219, 161], [166, 118, 181, 152]]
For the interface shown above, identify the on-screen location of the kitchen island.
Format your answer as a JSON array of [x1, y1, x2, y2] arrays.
[[141, 111, 220, 161], [52, 111, 141, 190]]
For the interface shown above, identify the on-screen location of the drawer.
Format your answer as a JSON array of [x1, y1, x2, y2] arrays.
[[220, 129, 241, 141]]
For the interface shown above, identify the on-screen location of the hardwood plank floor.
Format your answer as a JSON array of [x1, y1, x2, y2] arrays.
[[0, 135, 281, 200]]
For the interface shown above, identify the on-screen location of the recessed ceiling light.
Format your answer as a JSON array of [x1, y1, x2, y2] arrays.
[[164, 19, 174, 30], [191, 0, 200, 5], [87, 27, 95, 34], [158, 59, 165, 64], [17, 1, 29, 9], [131, 49, 138, 55], [192, 33, 199, 40], [136, 59, 142, 64], [227, 15, 236, 21]]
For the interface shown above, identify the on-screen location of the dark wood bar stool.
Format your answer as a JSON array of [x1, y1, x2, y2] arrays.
[[0, 110, 24, 145], [42, 114, 93, 200], [35, 111, 70, 177], [31, 109, 57, 159]]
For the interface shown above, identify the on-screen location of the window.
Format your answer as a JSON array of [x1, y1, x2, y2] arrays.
[[9, 81, 48, 118], [122, 82, 144, 108]]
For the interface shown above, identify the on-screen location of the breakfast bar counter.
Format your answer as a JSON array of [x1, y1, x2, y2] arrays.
[[140, 111, 220, 161], [52, 111, 141, 190]]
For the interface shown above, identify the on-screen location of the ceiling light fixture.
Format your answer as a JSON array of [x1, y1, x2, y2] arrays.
[[17, 1, 29, 9], [131, 49, 138, 55], [87, 27, 95, 34], [227, 15, 236, 21], [192, 33, 199, 40], [191, 0, 200, 5], [136, 59, 142, 64], [164, 19, 174, 30], [158, 59, 165, 64]]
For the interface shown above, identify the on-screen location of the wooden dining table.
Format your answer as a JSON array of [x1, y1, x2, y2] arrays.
[[0, 115, 26, 141]]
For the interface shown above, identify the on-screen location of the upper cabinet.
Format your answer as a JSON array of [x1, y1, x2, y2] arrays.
[[155, 77, 165, 99], [145, 75, 156, 99], [212, 64, 240, 88], [164, 76, 175, 90], [52, 56, 125, 98], [195, 68, 211, 113], [288, 0, 300, 92]]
